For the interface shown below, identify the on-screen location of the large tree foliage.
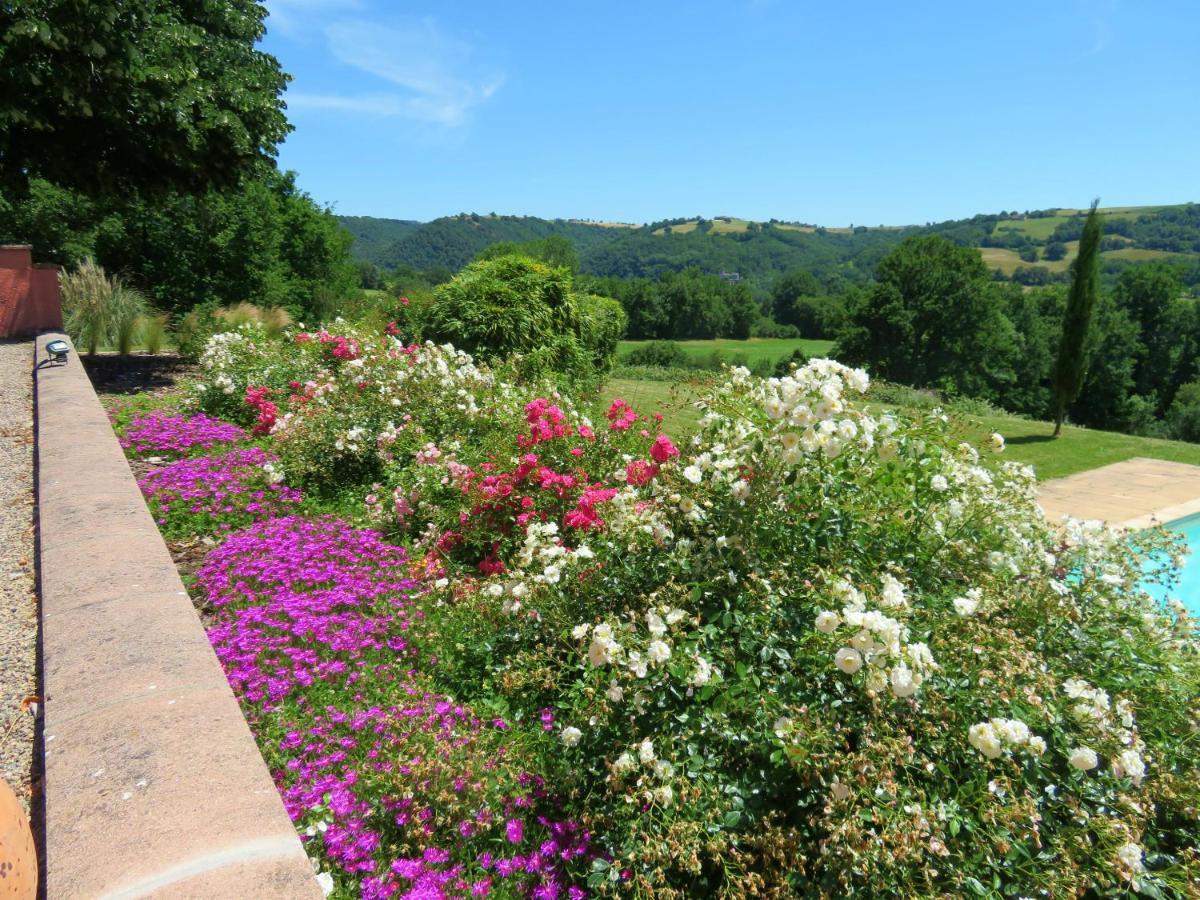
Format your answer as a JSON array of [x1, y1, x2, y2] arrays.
[[1052, 202, 1103, 436], [585, 268, 758, 340], [0, 0, 290, 197], [836, 235, 1019, 401], [0, 172, 357, 316]]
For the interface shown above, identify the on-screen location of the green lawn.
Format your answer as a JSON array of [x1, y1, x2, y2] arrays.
[[618, 337, 835, 367], [953, 412, 1200, 480], [599, 374, 1200, 481]]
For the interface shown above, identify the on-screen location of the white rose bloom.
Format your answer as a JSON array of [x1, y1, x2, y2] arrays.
[[1113, 749, 1146, 786], [953, 596, 979, 617], [690, 657, 713, 687], [612, 752, 635, 775], [834, 647, 863, 675], [815, 610, 841, 634], [682, 465, 703, 484], [653, 785, 674, 806], [316, 872, 335, 896], [638, 739, 656, 764], [731, 479, 751, 501], [646, 610, 667, 637], [572, 624, 590, 640], [588, 638, 615, 667], [593, 623, 614, 643], [1116, 842, 1144, 872], [764, 397, 785, 419], [931, 474, 949, 492], [560, 726, 582, 747], [968, 722, 1003, 759], [1027, 736, 1047, 757], [773, 716, 793, 738], [889, 664, 919, 698], [647, 640, 672, 665], [879, 574, 907, 609], [605, 681, 625, 702], [989, 432, 1005, 453]]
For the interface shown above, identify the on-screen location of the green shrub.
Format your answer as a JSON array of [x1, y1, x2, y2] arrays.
[[576, 293, 628, 376], [751, 317, 801, 338], [624, 340, 691, 369], [418, 255, 595, 383], [59, 259, 149, 355]]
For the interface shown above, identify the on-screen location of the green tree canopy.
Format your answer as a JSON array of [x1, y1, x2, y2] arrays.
[[0, 0, 290, 197], [836, 235, 1018, 400]]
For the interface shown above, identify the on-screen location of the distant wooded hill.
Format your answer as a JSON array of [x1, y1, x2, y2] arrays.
[[339, 205, 1200, 289]]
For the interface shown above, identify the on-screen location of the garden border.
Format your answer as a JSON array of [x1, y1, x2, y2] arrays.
[[33, 333, 321, 898]]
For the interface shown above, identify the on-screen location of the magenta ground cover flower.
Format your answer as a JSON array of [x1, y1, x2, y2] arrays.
[[137, 447, 302, 537], [120, 410, 247, 457], [199, 516, 418, 709], [194, 513, 597, 897]]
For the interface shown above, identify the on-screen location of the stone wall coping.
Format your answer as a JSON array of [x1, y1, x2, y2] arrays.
[[35, 333, 322, 898]]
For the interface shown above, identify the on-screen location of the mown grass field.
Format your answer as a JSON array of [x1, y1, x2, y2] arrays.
[[617, 337, 835, 367], [979, 242, 1185, 277], [598, 373, 1200, 481]]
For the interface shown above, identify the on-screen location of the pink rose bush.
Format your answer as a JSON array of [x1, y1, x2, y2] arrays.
[[118, 323, 1200, 898]]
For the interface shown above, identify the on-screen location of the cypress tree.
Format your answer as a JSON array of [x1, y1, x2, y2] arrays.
[[1052, 200, 1103, 436]]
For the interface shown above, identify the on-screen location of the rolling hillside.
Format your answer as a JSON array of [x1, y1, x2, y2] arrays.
[[341, 204, 1200, 288]]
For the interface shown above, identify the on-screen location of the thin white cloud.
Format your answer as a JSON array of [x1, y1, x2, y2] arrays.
[[265, 0, 362, 39], [319, 18, 502, 126]]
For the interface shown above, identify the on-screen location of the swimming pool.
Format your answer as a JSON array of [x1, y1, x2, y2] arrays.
[[1143, 513, 1200, 617]]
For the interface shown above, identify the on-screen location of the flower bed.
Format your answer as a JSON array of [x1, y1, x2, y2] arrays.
[[109, 320, 1200, 898]]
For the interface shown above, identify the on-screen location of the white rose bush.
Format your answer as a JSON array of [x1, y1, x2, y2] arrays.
[[153, 321, 1200, 897]]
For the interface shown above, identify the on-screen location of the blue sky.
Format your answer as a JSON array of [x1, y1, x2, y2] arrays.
[[262, 1, 1199, 226]]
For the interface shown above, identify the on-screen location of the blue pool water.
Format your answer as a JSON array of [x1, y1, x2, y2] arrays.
[[1143, 513, 1200, 617]]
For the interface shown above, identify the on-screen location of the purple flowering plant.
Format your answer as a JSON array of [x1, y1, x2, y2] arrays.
[[137, 447, 302, 538], [119, 410, 248, 458], [196, 515, 598, 897]]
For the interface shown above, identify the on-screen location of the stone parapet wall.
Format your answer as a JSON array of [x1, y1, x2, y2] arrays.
[[34, 333, 321, 898]]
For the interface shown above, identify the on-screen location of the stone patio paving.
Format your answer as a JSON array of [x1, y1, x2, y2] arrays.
[[1038, 456, 1200, 529]]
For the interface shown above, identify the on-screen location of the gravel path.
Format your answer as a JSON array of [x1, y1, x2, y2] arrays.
[[0, 339, 37, 813]]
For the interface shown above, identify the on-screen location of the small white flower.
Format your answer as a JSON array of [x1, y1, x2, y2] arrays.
[[968, 722, 1003, 759], [647, 640, 672, 665], [889, 664, 919, 698], [638, 739, 656, 764], [612, 752, 635, 775], [989, 432, 1005, 454], [560, 726, 582, 747], [931, 474, 949, 492], [815, 610, 841, 634], [731, 479, 750, 501], [834, 647, 863, 674], [773, 716, 793, 738], [1116, 842, 1144, 872], [605, 681, 624, 702], [572, 624, 590, 640], [953, 596, 979, 617], [682, 465, 703, 484], [1069, 746, 1099, 771], [316, 871, 335, 896]]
